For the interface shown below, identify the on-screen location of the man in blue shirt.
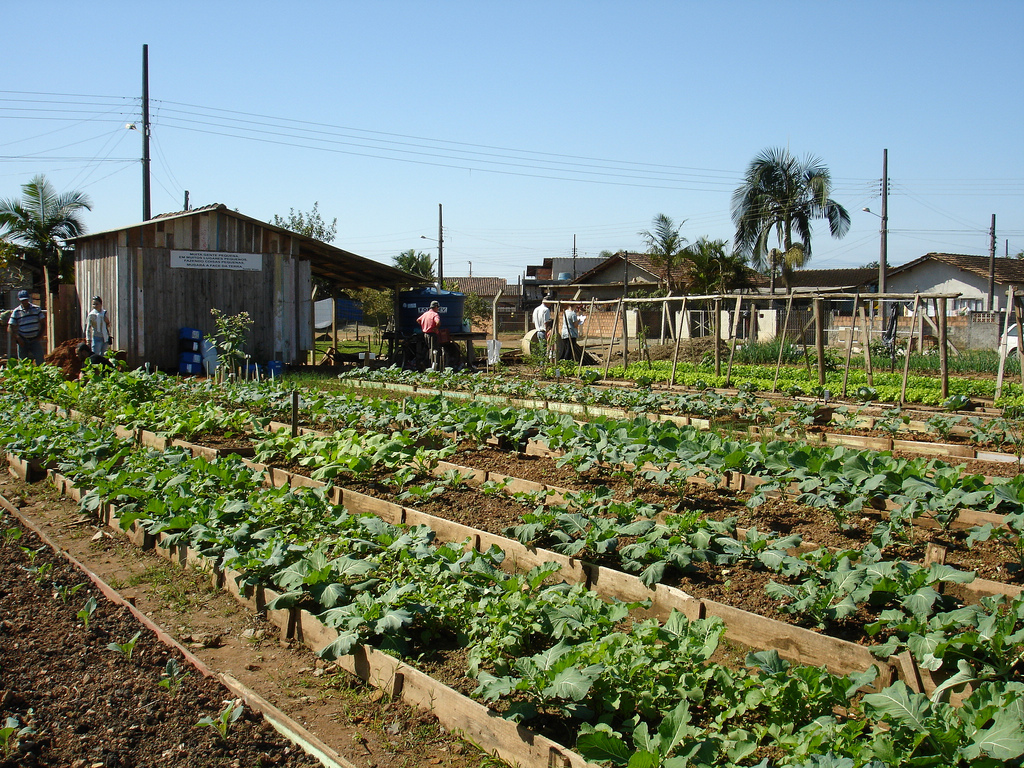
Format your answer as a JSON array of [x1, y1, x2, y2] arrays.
[[8, 290, 46, 364]]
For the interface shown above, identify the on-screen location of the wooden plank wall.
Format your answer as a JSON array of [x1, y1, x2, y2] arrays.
[[75, 210, 312, 370]]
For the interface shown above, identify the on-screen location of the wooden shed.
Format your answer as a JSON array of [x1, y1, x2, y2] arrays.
[[72, 204, 424, 370]]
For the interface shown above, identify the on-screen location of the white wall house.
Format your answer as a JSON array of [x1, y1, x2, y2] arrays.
[[887, 253, 1024, 313]]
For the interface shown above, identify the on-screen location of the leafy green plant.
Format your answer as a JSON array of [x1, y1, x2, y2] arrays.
[[856, 385, 878, 403], [158, 657, 189, 695], [53, 582, 85, 604], [0, 717, 33, 758], [77, 595, 98, 629], [196, 699, 245, 742], [107, 630, 142, 660], [2, 527, 22, 546]]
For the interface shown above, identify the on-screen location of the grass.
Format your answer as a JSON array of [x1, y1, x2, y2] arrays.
[[126, 563, 216, 611]]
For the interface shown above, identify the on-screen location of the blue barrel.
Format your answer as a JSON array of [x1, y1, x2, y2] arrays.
[[267, 360, 284, 378], [398, 288, 465, 336]]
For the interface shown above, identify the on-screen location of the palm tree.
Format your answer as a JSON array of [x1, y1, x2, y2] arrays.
[[681, 237, 751, 294], [393, 249, 436, 281], [638, 214, 689, 293], [0, 174, 92, 297], [731, 148, 850, 293]]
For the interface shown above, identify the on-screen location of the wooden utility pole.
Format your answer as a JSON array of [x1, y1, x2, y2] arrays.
[[142, 44, 152, 221], [988, 214, 996, 310]]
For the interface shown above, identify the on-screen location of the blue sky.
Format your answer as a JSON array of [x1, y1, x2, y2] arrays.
[[3, 1, 1021, 284]]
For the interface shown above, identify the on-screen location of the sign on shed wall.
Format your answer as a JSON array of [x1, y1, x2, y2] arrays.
[[170, 250, 263, 272]]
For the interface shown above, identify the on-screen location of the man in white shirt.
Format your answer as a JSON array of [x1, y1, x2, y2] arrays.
[[532, 295, 552, 341]]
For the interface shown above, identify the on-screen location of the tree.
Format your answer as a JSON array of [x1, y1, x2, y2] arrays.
[[731, 148, 850, 293], [393, 249, 436, 281], [271, 201, 337, 243], [681, 237, 751, 294], [0, 174, 92, 296], [638, 214, 689, 293], [444, 280, 488, 328]]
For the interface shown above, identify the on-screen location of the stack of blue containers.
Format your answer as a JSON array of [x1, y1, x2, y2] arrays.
[[179, 328, 204, 375]]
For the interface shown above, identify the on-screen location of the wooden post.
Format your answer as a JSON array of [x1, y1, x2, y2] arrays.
[[551, 302, 564, 366], [604, 298, 623, 380], [620, 300, 629, 364], [842, 295, 859, 397], [659, 293, 670, 344], [670, 296, 687, 387], [995, 287, 1013, 401], [725, 295, 743, 386], [713, 298, 722, 378], [859, 302, 874, 387], [938, 298, 949, 399], [773, 295, 794, 392], [813, 298, 825, 387], [900, 294, 921, 404], [1014, 294, 1024, 391], [575, 298, 596, 378]]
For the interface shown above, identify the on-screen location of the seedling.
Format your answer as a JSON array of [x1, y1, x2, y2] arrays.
[[158, 657, 189, 695], [53, 582, 85, 604], [77, 596, 98, 629], [2, 528, 21, 546], [26, 561, 53, 586], [196, 699, 244, 741], [107, 631, 142, 660], [0, 717, 32, 757]]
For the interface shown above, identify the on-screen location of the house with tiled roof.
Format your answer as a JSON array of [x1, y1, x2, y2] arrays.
[[887, 253, 1024, 312]]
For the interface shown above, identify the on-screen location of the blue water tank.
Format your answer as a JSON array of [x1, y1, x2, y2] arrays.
[[398, 288, 465, 336]]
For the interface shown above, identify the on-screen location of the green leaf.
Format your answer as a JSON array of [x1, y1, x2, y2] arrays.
[[316, 630, 360, 661], [576, 732, 632, 766]]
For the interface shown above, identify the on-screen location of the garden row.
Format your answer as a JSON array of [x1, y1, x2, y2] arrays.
[[2, 397, 1024, 768]]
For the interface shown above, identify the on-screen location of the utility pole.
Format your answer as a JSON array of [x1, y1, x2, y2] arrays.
[[878, 149, 888, 295], [988, 214, 997, 311], [572, 234, 577, 279], [437, 203, 444, 292], [141, 44, 152, 221]]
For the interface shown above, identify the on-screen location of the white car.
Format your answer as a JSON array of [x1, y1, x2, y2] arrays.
[[1001, 323, 1020, 354]]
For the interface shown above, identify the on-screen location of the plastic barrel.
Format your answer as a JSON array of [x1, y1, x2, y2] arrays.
[[267, 361, 283, 378]]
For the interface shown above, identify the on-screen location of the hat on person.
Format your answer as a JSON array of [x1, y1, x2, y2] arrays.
[[17, 290, 29, 300], [430, 300, 440, 308]]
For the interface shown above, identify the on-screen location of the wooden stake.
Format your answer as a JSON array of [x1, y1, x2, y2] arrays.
[[773, 295, 794, 392], [995, 287, 1013, 401], [575, 298, 596, 378], [725, 295, 742, 386], [900, 294, 921, 404], [1014, 293, 1024, 390], [670, 296, 687, 386], [604, 298, 623, 380], [813, 298, 826, 387], [713, 298, 722, 378], [842, 295, 859, 397], [859, 302, 874, 387], [938, 298, 949, 399]]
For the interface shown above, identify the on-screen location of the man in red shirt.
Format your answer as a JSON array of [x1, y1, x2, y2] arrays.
[[416, 300, 442, 369]]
